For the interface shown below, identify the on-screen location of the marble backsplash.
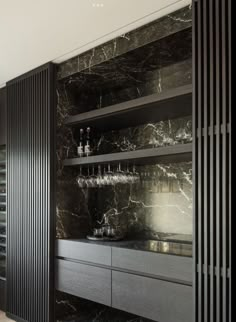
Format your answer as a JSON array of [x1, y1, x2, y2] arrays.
[[75, 116, 192, 156], [56, 161, 192, 240]]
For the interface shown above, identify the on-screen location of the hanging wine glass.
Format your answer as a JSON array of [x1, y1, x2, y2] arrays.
[[131, 165, 140, 184], [76, 166, 86, 188], [103, 164, 113, 186], [87, 166, 97, 188]]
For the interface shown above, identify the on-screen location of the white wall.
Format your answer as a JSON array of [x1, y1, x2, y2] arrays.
[[0, 0, 191, 86]]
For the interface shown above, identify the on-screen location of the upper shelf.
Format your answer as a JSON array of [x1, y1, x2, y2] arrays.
[[65, 85, 192, 131], [63, 143, 192, 167]]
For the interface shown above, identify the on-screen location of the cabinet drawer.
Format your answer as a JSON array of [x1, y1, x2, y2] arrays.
[[56, 239, 111, 266], [112, 247, 192, 284], [112, 271, 192, 322], [56, 259, 111, 306]]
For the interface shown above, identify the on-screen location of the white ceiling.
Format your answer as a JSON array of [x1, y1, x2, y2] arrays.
[[0, 0, 191, 87]]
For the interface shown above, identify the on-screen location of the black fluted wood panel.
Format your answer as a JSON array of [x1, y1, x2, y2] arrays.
[[6, 64, 56, 322], [193, 1, 231, 322]]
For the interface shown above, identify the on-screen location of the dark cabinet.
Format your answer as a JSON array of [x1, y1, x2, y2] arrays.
[[56, 259, 112, 306], [56, 240, 193, 322], [0, 88, 6, 146], [0, 279, 6, 310], [112, 271, 192, 322]]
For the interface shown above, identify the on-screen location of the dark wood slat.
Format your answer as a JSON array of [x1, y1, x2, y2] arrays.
[[63, 144, 192, 167], [228, 1, 232, 321], [221, 2, 228, 322], [215, 1, 222, 321], [203, 2, 210, 321], [209, 1, 216, 321], [65, 85, 192, 131], [192, 0, 198, 317], [197, 1, 203, 321]]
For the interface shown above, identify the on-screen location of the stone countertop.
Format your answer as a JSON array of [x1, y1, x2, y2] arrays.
[[64, 238, 193, 258]]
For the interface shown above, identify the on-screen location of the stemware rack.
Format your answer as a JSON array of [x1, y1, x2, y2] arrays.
[[0, 145, 6, 281]]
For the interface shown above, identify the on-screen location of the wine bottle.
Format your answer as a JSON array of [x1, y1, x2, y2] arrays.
[[77, 129, 84, 158], [85, 127, 92, 157]]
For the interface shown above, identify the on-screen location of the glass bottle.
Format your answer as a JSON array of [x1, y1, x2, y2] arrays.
[[77, 129, 84, 158], [85, 127, 92, 157]]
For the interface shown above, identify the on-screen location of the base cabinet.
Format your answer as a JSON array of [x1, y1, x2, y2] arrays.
[[56, 260, 111, 306], [56, 240, 193, 322], [112, 271, 192, 322]]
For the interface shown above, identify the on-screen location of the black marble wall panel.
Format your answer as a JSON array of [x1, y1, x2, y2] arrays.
[[58, 28, 192, 114], [56, 291, 152, 322], [58, 6, 192, 80]]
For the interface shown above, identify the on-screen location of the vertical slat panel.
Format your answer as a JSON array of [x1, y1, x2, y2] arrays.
[[193, 1, 231, 322], [221, 2, 227, 322], [228, 1, 232, 321], [203, 1, 209, 321], [215, 1, 222, 321], [6, 64, 56, 322], [192, 1, 198, 321], [209, 0, 216, 321], [197, 1, 203, 321]]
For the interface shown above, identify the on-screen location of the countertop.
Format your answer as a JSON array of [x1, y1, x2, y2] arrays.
[[63, 238, 193, 258]]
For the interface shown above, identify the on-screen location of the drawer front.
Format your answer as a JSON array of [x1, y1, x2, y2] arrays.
[[112, 271, 192, 322], [56, 240, 111, 266], [56, 259, 111, 306], [112, 247, 192, 284]]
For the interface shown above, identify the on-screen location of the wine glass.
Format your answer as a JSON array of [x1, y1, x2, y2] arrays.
[[96, 165, 105, 187], [131, 165, 140, 184], [103, 164, 113, 186], [87, 166, 97, 188], [76, 167, 86, 188]]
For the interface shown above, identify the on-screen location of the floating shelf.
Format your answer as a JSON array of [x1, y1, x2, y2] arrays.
[[0, 161, 5, 166], [0, 235, 6, 238], [0, 223, 6, 227], [65, 85, 192, 131], [0, 170, 6, 174], [63, 143, 192, 167]]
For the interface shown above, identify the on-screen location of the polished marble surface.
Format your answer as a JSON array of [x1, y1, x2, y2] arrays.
[[58, 7, 192, 80], [56, 293, 152, 322], [61, 238, 192, 258]]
